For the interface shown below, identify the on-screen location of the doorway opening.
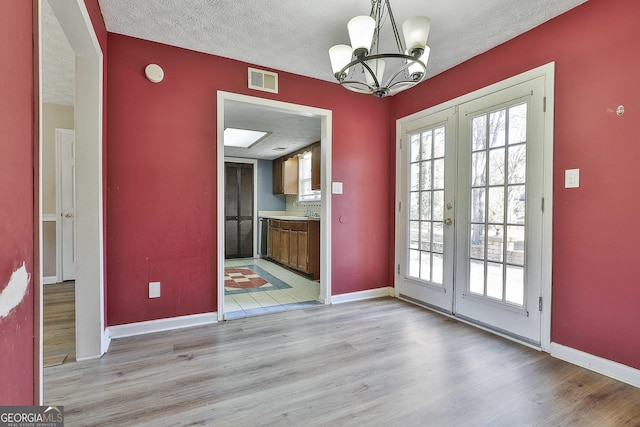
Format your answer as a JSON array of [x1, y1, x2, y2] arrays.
[[217, 92, 333, 321], [38, 0, 105, 401]]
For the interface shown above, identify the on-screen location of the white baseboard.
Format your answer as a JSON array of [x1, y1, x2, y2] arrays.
[[101, 330, 111, 355], [76, 354, 102, 362], [43, 276, 58, 285], [107, 312, 218, 339], [550, 342, 640, 388], [331, 287, 394, 304]]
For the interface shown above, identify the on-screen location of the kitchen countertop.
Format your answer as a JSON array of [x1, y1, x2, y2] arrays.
[[258, 211, 320, 221]]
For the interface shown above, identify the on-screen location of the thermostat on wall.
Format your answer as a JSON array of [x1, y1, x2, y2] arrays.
[[145, 64, 164, 83]]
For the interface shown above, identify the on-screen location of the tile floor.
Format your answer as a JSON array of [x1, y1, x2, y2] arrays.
[[224, 258, 320, 319]]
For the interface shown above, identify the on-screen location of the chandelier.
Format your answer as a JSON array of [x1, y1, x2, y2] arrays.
[[328, 0, 431, 98]]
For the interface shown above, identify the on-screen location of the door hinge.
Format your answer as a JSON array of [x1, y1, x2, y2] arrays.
[[399, 138, 402, 149], [397, 263, 401, 275], [538, 296, 543, 312], [543, 97, 547, 112], [541, 197, 545, 212], [398, 201, 402, 212]]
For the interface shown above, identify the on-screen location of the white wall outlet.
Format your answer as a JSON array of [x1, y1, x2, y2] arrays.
[[332, 182, 343, 194], [149, 281, 161, 298], [565, 169, 580, 188]]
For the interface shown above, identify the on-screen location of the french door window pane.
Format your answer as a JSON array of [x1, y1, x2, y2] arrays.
[[469, 260, 484, 295], [486, 262, 504, 300], [409, 249, 420, 277], [432, 253, 444, 285], [421, 162, 432, 190], [471, 152, 486, 186], [434, 127, 445, 157], [470, 225, 485, 259], [471, 189, 485, 223], [420, 192, 432, 220], [411, 134, 421, 162], [488, 187, 504, 223], [421, 221, 432, 251], [508, 103, 527, 145], [410, 193, 420, 220], [409, 221, 420, 249], [433, 190, 444, 221], [410, 163, 420, 191], [433, 158, 444, 189], [489, 148, 505, 185], [506, 265, 525, 305], [489, 110, 506, 147], [487, 225, 504, 262], [420, 252, 431, 281], [472, 116, 487, 151], [421, 132, 432, 160], [507, 185, 526, 224], [508, 144, 527, 184], [506, 226, 525, 266]]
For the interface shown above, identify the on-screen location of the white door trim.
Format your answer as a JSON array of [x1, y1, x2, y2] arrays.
[[395, 62, 554, 351], [223, 157, 259, 257], [217, 91, 333, 320]]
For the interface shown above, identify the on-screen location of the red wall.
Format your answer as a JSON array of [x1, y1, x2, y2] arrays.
[[0, 0, 34, 404], [106, 34, 392, 325], [391, 0, 640, 370]]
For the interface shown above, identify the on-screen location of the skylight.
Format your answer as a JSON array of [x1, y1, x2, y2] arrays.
[[223, 128, 270, 148]]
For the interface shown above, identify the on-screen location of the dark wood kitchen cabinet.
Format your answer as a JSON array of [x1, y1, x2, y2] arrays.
[[272, 156, 299, 195], [267, 219, 319, 280], [311, 143, 321, 191]]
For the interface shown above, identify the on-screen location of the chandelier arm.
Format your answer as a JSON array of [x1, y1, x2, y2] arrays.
[[384, 58, 425, 86], [384, 0, 405, 53]]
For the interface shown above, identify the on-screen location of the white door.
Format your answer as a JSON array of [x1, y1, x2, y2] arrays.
[[397, 106, 457, 313], [398, 76, 547, 346], [58, 129, 76, 281]]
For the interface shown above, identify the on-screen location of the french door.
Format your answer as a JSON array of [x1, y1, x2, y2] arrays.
[[397, 75, 548, 346]]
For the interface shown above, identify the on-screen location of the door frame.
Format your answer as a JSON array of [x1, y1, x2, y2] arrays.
[[223, 157, 259, 258], [216, 91, 333, 320], [394, 62, 555, 351]]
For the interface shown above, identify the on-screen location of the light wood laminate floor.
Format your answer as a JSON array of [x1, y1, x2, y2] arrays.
[[43, 281, 76, 366], [44, 298, 640, 426]]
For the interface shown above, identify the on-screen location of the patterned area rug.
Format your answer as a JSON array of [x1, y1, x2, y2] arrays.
[[224, 265, 292, 295]]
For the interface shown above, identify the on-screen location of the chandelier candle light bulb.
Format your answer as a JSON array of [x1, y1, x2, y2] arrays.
[[328, 0, 431, 97], [347, 15, 376, 58]]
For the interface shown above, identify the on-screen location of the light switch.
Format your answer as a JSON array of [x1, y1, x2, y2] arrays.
[[149, 281, 161, 298], [565, 169, 580, 188], [332, 182, 343, 194]]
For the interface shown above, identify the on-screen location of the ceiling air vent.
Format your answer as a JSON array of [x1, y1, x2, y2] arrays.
[[248, 67, 278, 94]]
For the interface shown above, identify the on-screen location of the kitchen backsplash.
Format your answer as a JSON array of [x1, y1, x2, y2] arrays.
[[286, 195, 322, 218]]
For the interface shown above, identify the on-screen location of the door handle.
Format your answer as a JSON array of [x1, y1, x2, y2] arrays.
[[444, 218, 453, 226], [64, 212, 73, 218]]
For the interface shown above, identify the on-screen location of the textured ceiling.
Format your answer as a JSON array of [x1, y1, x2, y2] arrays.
[[44, 0, 589, 158], [42, 0, 75, 106], [224, 100, 321, 160], [98, 0, 588, 84]]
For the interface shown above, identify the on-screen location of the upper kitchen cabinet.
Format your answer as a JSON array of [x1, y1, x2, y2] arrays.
[[273, 156, 299, 195], [311, 143, 321, 191]]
